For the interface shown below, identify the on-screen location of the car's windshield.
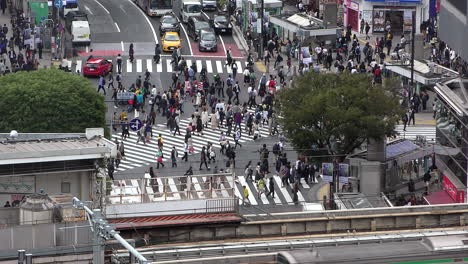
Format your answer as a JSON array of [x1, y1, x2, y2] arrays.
[[65, 2, 78, 8], [185, 4, 201, 13], [150, 0, 171, 8], [86, 63, 98, 68], [162, 16, 177, 24], [201, 32, 216, 41], [165, 34, 179, 41], [195, 22, 209, 30], [214, 16, 227, 23]]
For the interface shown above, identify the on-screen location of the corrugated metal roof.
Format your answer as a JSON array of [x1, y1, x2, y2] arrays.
[[386, 140, 419, 159], [0, 137, 104, 154], [109, 213, 242, 229]]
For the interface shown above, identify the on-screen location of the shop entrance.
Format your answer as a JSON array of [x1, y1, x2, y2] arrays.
[[347, 8, 359, 31], [385, 10, 404, 32]]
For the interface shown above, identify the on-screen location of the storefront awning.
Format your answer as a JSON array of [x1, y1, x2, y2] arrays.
[[424, 190, 456, 205]]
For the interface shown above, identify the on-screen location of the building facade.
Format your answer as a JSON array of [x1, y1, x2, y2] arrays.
[[439, 0, 468, 61], [343, 0, 431, 34]]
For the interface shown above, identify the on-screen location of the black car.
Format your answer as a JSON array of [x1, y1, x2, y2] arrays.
[[199, 28, 217, 52], [65, 11, 88, 32], [187, 16, 211, 41], [159, 14, 180, 36], [211, 14, 232, 34]]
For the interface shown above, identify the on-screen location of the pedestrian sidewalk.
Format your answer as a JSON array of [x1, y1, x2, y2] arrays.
[[0, 9, 57, 70]]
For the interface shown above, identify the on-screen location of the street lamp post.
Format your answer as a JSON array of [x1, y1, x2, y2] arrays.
[[259, 0, 265, 58], [410, 11, 416, 100]]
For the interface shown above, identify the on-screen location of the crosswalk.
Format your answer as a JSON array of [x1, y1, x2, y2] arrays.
[[109, 174, 318, 206], [73, 57, 246, 74], [394, 124, 436, 142], [112, 109, 275, 171]]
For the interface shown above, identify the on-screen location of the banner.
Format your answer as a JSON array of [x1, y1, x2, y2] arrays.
[[29, 2, 48, 25]]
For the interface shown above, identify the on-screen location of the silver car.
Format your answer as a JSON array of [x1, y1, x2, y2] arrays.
[[198, 29, 218, 52]]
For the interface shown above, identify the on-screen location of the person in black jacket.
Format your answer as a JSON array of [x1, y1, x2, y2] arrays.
[[266, 177, 275, 198]]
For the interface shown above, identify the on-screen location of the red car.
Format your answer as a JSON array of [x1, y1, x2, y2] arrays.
[[83, 58, 113, 77]]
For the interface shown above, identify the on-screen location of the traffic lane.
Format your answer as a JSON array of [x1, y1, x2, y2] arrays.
[[79, 0, 116, 37], [98, 0, 156, 43], [146, 15, 192, 56]]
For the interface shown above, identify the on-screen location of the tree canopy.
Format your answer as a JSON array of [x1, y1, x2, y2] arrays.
[[0, 69, 106, 133], [276, 72, 404, 158]]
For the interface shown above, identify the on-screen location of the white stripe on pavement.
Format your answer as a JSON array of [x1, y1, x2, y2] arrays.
[[238, 176, 257, 205], [146, 59, 152, 72], [126, 59, 132, 72], [206, 60, 213, 73], [273, 175, 293, 204], [136, 59, 142, 72], [196, 60, 203, 73], [156, 60, 163, 72], [216, 61, 223, 73], [166, 59, 172, 72]]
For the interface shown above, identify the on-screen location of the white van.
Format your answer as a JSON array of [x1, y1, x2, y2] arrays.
[[71, 20, 90, 46], [180, 0, 202, 23]]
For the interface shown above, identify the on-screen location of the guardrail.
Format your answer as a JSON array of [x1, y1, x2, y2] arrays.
[[107, 173, 235, 205]]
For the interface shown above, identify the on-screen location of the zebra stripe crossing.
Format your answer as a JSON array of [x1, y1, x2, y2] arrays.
[[112, 109, 274, 171], [109, 174, 318, 206], [73, 58, 246, 74], [394, 124, 436, 142]]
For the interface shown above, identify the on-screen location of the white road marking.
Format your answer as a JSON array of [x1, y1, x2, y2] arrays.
[[75, 60, 82, 73], [196, 60, 203, 72], [186, 60, 192, 69], [126, 0, 158, 44], [92, 0, 110, 14], [85, 46, 89, 53], [176, 16, 193, 56], [219, 34, 227, 57], [120, 41, 124, 51], [225, 61, 232, 74], [126, 59, 132, 72], [146, 59, 152, 72], [114, 22, 121, 32], [216, 60, 223, 73], [84, 5, 94, 15], [156, 60, 163, 72], [273, 176, 293, 204], [136, 59, 142, 72], [206, 60, 213, 73], [166, 59, 172, 72], [236, 60, 243, 72]]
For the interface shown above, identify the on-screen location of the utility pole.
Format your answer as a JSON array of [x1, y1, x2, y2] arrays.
[[410, 11, 416, 99], [72, 197, 150, 264]]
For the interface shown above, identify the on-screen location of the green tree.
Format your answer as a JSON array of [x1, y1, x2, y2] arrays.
[[0, 69, 106, 134], [276, 72, 404, 158]]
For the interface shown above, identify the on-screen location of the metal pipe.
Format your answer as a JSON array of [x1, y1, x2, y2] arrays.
[[113, 233, 149, 263], [17, 250, 25, 264], [25, 254, 32, 264]]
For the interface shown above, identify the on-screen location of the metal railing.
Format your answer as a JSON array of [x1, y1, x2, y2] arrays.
[[107, 173, 236, 205]]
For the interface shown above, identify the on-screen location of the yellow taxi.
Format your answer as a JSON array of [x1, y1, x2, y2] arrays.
[[162, 32, 181, 52]]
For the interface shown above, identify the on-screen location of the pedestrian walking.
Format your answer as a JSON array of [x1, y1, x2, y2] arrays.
[[149, 166, 159, 193], [266, 177, 275, 198], [233, 130, 242, 149], [97, 75, 106, 95], [182, 140, 189, 162], [156, 150, 165, 169], [171, 146, 178, 168], [199, 146, 210, 170], [116, 54, 123, 73], [242, 186, 250, 205], [257, 177, 265, 198], [107, 73, 115, 89]]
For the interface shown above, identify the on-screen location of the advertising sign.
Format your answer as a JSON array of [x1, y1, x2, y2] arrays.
[[442, 175, 465, 203]]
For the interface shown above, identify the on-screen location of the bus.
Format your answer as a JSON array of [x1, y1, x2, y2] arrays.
[[135, 0, 172, 16]]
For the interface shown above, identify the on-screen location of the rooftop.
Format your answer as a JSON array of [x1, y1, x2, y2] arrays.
[[0, 129, 115, 165]]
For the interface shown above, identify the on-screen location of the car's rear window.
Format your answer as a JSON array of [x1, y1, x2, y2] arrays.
[[86, 63, 99, 68], [165, 34, 179, 41]]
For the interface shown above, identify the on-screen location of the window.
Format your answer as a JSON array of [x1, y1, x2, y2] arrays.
[[185, 4, 201, 13], [201, 32, 216, 41], [165, 34, 179, 41], [162, 16, 177, 24], [195, 22, 209, 31], [214, 16, 227, 23], [61, 182, 71, 193]]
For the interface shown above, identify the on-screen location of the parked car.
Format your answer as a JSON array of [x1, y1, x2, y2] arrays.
[[161, 32, 182, 52], [65, 10, 88, 32], [198, 28, 217, 52], [211, 13, 232, 34], [159, 14, 180, 36], [187, 16, 211, 41], [83, 58, 113, 77]]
